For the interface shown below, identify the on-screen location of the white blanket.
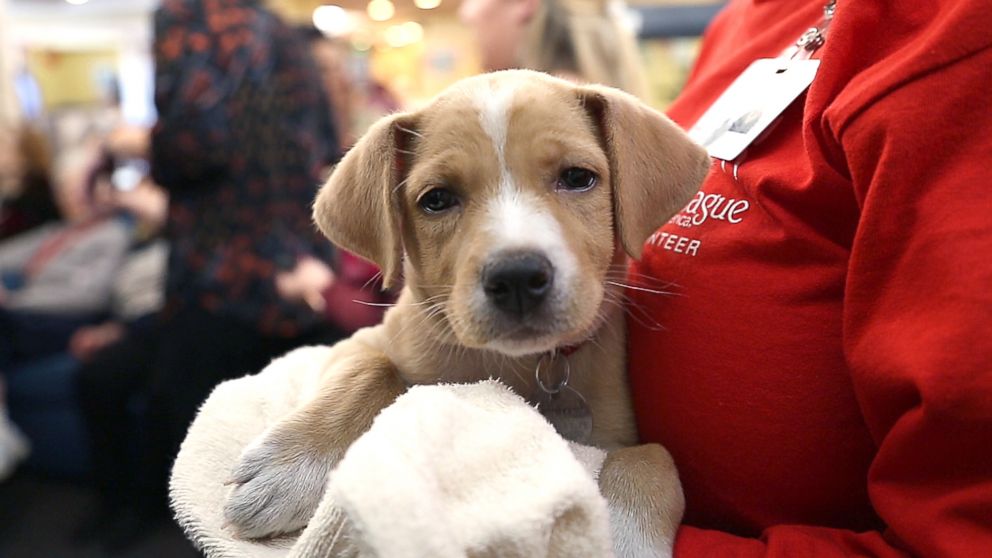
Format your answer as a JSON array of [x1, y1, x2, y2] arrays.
[[170, 347, 613, 557]]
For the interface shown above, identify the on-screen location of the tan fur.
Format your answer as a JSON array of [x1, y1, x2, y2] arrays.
[[226, 70, 709, 554], [600, 445, 686, 556]]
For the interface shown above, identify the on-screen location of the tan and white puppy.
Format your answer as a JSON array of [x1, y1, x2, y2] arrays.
[[224, 70, 709, 556]]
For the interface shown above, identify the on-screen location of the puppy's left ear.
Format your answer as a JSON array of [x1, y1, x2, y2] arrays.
[[576, 85, 711, 259]]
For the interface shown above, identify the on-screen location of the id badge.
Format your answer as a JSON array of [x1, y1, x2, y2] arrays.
[[688, 59, 820, 161]]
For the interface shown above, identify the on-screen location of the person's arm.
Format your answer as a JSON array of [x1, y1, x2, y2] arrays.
[[675, 47, 992, 558], [69, 321, 126, 362]]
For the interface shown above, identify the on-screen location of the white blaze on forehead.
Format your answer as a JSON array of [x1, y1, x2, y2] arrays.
[[473, 79, 518, 194]]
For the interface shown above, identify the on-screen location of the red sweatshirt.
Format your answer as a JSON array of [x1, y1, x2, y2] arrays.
[[627, 1, 992, 556]]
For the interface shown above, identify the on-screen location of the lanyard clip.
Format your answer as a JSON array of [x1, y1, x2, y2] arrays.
[[786, 0, 836, 60]]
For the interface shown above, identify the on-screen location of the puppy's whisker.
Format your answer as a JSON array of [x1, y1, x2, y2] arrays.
[[425, 307, 447, 324], [386, 302, 442, 331], [618, 299, 667, 332], [490, 351, 527, 390], [605, 280, 683, 297], [421, 305, 462, 351], [350, 300, 397, 308], [585, 333, 609, 358], [370, 294, 445, 313], [395, 124, 424, 139], [604, 301, 626, 336], [385, 301, 443, 347], [599, 296, 624, 311], [604, 272, 682, 291], [444, 338, 473, 382], [599, 290, 666, 332], [411, 294, 449, 306], [360, 271, 383, 292], [604, 268, 682, 288], [392, 177, 411, 194]]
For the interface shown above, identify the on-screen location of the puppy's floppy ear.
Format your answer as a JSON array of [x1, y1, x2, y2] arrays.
[[314, 113, 417, 289], [576, 85, 711, 260]]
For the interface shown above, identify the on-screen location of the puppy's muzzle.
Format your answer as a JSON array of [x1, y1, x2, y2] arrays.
[[482, 252, 554, 319]]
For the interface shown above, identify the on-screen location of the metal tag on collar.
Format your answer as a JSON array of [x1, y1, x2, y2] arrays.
[[534, 351, 593, 444]]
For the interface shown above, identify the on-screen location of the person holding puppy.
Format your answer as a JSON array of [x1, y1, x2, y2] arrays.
[[623, 0, 992, 556], [464, 0, 992, 555]]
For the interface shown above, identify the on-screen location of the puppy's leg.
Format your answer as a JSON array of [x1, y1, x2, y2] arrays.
[[600, 444, 685, 558], [223, 349, 406, 539]]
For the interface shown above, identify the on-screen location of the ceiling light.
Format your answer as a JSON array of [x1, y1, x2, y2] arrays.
[[367, 0, 395, 22], [65, 0, 89, 5], [313, 5, 355, 37], [401, 21, 424, 43], [384, 21, 424, 48], [414, 0, 441, 9]]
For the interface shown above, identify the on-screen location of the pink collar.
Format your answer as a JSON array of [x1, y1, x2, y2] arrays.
[[556, 343, 584, 358]]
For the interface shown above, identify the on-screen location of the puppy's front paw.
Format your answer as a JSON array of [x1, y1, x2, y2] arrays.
[[223, 430, 335, 539]]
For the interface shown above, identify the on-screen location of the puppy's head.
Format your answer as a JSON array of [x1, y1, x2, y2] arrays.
[[315, 70, 709, 356]]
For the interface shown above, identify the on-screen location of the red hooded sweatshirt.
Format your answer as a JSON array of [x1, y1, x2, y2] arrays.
[[627, 1, 992, 556]]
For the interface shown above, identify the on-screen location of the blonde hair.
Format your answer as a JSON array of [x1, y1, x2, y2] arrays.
[[519, 0, 648, 98]]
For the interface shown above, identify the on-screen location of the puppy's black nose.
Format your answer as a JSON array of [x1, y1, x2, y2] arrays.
[[482, 253, 554, 318]]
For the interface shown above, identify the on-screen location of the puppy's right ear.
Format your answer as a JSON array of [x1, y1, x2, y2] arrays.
[[314, 113, 417, 290], [575, 84, 710, 260]]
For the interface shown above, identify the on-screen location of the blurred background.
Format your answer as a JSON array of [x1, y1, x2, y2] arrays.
[[0, 0, 723, 556], [0, 0, 720, 128]]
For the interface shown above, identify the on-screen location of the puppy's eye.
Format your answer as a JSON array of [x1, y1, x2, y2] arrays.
[[557, 167, 597, 192], [418, 188, 460, 214]]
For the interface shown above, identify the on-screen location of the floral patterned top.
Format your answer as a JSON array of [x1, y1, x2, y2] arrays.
[[151, 0, 339, 337]]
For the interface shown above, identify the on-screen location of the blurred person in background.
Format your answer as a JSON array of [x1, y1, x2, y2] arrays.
[[0, 124, 60, 241], [458, 0, 647, 97], [146, 0, 342, 522], [0, 145, 133, 357], [0, 143, 167, 482]]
